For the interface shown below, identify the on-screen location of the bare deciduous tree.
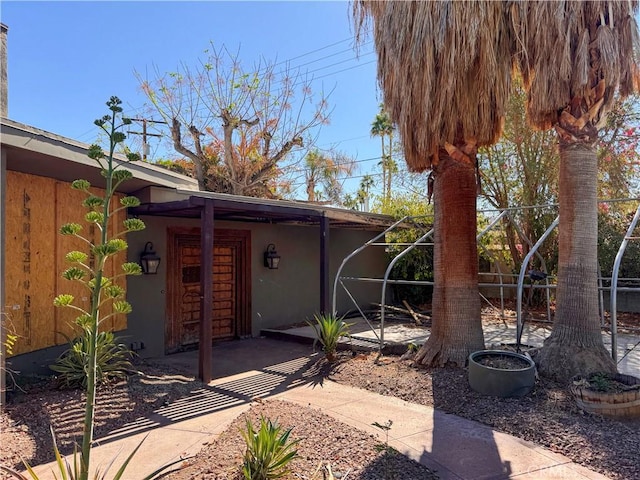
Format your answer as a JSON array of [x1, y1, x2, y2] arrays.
[[139, 44, 330, 197]]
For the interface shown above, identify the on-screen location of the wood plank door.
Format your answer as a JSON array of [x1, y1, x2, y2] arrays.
[[167, 228, 250, 353]]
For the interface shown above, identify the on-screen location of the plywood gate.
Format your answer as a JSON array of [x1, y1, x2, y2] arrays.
[[5, 171, 126, 356]]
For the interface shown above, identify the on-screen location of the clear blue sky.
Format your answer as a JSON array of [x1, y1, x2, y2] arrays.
[[1, 0, 385, 197]]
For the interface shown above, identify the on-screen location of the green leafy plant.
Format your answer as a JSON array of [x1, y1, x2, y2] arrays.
[[50, 97, 144, 480], [2, 313, 18, 356], [372, 420, 397, 479], [586, 372, 613, 392], [372, 420, 394, 454], [306, 313, 354, 362], [240, 416, 300, 480], [1, 97, 183, 480], [50, 331, 133, 389], [1, 313, 20, 394]]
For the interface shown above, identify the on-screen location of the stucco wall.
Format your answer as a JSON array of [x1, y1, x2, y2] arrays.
[[124, 215, 387, 357]]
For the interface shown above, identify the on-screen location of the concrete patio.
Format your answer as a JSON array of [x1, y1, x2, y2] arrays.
[[262, 315, 640, 377]]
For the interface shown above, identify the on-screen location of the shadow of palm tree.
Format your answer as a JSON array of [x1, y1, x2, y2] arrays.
[[424, 368, 512, 479], [358, 448, 439, 479]]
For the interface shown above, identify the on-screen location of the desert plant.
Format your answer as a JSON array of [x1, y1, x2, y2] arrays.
[[50, 96, 146, 480], [306, 313, 353, 362], [0, 97, 185, 480], [1, 313, 19, 396], [1, 313, 18, 357], [240, 416, 300, 480], [372, 420, 397, 479], [50, 331, 133, 389], [372, 420, 394, 454]]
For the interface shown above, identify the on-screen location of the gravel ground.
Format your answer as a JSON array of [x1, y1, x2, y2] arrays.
[[1, 343, 640, 479], [164, 399, 437, 480]]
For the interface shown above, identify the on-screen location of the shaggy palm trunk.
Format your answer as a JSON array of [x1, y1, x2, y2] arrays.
[[536, 143, 616, 381], [415, 156, 484, 367]]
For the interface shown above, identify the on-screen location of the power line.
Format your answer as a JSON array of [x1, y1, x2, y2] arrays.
[[318, 134, 370, 147], [287, 41, 373, 71], [290, 59, 376, 88], [124, 36, 375, 118], [273, 36, 359, 67], [299, 51, 374, 76]]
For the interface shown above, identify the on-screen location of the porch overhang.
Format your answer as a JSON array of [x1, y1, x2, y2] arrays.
[[129, 192, 394, 230], [130, 191, 394, 382]]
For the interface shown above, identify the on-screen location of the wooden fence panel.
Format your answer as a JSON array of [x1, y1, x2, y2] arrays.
[[5, 171, 57, 355], [5, 171, 129, 357]]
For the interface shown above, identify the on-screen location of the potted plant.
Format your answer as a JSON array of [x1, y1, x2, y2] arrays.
[[570, 372, 640, 418], [468, 349, 536, 397]]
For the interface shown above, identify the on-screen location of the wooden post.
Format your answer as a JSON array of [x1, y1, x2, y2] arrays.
[[199, 199, 214, 383], [320, 215, 330, 314]]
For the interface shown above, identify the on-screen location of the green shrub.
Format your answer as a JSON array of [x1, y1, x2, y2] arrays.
[[50, 331, 133, 388], [307, 313, 353, 362], [240, 416, 299, 480], [598, 209, 640, 279]]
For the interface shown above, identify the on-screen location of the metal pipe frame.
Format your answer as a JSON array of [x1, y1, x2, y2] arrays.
[[332, 199, 640, 360], [516, 216, 559, 348], [610, 202, 640, 362]]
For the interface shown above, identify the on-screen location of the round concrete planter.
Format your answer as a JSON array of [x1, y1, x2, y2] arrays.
[[468, 350, 536, 397], [570, 373, 640, 419]]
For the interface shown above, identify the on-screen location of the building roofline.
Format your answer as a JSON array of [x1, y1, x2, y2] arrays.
[[1, 117, 199, 191]]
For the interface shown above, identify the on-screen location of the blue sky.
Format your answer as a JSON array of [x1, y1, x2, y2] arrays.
[[1, 1, 385, 197]]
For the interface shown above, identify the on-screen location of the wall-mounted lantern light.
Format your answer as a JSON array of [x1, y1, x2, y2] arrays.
[[140, 242, 161, 274], [263, 243, 281, 270]]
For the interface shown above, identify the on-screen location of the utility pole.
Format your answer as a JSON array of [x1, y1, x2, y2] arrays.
[[128, 118, 166, 161]]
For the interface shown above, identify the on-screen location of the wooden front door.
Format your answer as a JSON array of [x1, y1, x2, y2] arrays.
[[167, 228, 250, 352]]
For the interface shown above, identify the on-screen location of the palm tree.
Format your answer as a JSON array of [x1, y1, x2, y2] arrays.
[[358, 174, 375, 211], [370, 105, 395, 200], [354, 1, 513, 366], [511, 1, 640, 381], [304, 149, 355, 204]]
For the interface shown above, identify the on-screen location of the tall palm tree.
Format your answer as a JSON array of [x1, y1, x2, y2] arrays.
[[354, 1, 513, 366], [358, 174, 375, 211], [511, 1, 640, 381], [370, 105, 395, 200]]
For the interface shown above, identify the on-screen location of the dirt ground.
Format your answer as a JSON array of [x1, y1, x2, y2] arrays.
[[1, 307, 640, 479]]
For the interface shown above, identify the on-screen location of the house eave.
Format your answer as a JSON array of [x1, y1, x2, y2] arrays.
[[131, 188, 395, 230], [0, 118, 199, 194]]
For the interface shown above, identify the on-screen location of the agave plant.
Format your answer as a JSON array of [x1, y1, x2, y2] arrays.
[[307, 313, 353, 362], [240, 416, 299, 480], [50, 331, 133, 389], [0, 98, 184, 480]]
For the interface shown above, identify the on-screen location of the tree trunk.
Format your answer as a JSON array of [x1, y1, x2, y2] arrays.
[[414, 155, 484, 367], [381, 136, 387, 200], [536, 142, 616, 382]]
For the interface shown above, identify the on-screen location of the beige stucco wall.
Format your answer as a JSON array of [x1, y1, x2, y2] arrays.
[[125, 215, 387, 357]]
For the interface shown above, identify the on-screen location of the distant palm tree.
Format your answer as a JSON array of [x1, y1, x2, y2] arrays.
[[354, 1, 513, 367], [511, 1, 640, 381], [370, 105, 395, 200], [358, 174, 375, 211], [304, 149, 354, 204]]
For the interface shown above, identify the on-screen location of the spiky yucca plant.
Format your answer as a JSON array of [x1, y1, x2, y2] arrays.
[[307, 313, 353, 362], [240, 416, 299, 480]]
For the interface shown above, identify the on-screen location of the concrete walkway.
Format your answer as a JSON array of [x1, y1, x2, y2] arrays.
[[29, 338, 609, 480]]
